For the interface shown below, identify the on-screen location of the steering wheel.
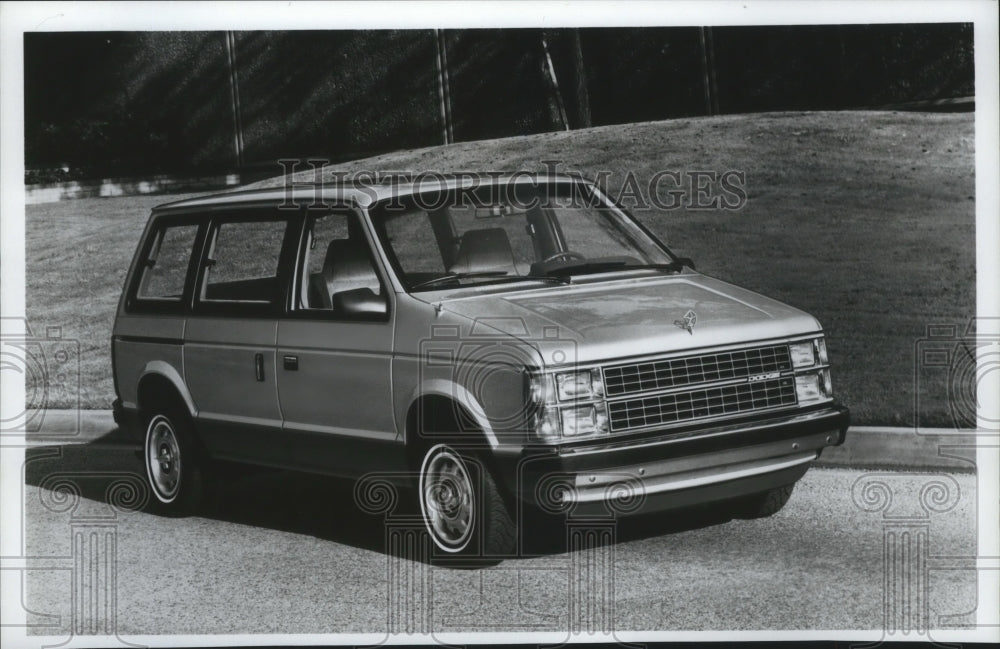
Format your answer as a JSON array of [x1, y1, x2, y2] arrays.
[[541, 250, 586, 264]]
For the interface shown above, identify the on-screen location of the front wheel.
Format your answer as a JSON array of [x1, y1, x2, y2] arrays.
[[143, 409, 206, 514], [418, 444, 515, 561]]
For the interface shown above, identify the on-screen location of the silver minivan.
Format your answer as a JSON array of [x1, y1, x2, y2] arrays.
[[112, 174, 849, 559]]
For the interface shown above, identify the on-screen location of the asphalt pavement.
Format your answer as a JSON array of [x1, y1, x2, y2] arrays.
[[15, 439, 978, 637]]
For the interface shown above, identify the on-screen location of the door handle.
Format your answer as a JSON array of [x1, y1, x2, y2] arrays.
[[283, 355, 299, 371], [254, 353, 265, 382]]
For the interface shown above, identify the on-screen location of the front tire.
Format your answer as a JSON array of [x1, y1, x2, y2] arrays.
[[143, 409, 205, 514], [418, 444, 515, 561]]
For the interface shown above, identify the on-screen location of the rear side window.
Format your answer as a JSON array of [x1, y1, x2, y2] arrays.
[[201, 218, 289, 304], [136, 224, 198, 301]]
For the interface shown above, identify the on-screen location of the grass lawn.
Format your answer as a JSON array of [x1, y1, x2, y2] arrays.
[[25, 111, 974, 426]]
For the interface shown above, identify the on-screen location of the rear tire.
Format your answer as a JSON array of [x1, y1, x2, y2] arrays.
[[733, 483, 795, 519], [418, 444, 516, 563], [142, 407, 206, 515]]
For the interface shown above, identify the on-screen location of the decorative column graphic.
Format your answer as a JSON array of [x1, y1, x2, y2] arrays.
[[567, 519, 615, 636], [563, 476, 643, 640], [385, 516, 434, 636], [355, 470, 645, 642], [27, 470, 148, 648], [355, 474, 433, 639], [852, 473, 964, 643]]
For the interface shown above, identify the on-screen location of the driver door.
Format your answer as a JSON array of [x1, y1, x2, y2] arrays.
[[276, 209, 402, 477]]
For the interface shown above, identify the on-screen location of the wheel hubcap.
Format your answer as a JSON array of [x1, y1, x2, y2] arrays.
[[146, 416, 181, 502], [420, 446, 475, 552]]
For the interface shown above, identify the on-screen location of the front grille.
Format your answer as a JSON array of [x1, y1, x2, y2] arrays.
[[607, 377, 796, 431], [603, 344, 792, 397]]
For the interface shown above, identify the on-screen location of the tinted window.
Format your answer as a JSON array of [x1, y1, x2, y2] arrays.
[[136, 224, 197, 300], [202, 219, 288, 304], [371, 183, 673, 291], [381, 210, 446, 276]]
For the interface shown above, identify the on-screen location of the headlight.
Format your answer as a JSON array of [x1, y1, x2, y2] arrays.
[[555, 369, 604, 401], [790, 337, 829, 368], [795, 369, 833, 404], [791, 337, 832, 404], [561, 404, 609, 437], [795, 373, 822, 402], [529, 368, 608, 441], [789, 341, 816, 368]]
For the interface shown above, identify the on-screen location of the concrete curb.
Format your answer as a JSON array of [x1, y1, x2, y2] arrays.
[[25, 173, 241, 205], [13, 409, 127, 446], [813, 426, 978, 472], [9, 410, 982, 472]]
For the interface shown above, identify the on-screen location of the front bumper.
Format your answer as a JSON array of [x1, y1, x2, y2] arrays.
[[495, 404, 849, 517]]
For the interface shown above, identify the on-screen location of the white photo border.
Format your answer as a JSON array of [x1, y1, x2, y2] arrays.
[[2, 1, 997, 646]]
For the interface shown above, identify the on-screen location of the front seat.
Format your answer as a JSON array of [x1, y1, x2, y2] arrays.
[[447, 228, 518, 276], [309, 239, 379, 309]]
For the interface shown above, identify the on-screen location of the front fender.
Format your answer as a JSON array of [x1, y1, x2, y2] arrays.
[[403, 378, 498, 448]]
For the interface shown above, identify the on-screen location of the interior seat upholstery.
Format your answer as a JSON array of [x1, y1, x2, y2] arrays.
[[447, 228, 518, 276], [309, 239, 379, 309]]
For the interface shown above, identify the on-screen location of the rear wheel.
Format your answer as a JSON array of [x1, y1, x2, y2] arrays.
[[418, 444, 515, 561], [733, 483, 795, 519], [143, 407, 206, 514]]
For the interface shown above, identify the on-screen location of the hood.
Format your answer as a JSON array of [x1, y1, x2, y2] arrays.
[[431, 272, 821, 366]]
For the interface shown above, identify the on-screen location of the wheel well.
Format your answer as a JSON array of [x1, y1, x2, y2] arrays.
[[404, 395, 490, 468], [136, 374, 189, 419], [405, 395, 520, 518]]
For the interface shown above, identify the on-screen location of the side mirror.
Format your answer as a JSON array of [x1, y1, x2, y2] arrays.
[[677, 257, 695, 270], [332, 288, 388, 317]]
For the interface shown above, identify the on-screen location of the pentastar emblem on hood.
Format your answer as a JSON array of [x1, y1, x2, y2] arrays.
[[674, 309, 698, 334]]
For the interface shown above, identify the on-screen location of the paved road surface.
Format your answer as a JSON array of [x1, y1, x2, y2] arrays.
[[17, 441, 977, 636]]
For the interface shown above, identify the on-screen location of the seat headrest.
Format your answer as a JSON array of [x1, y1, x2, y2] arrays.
[[324, 239, 376, 282], [448, 228, 517, 275]]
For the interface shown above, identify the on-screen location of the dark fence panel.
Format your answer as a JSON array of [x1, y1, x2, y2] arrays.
[[444, 29, 560, 141], [578, 27, 708, 123], [710, 23, 975, 113], [232, 30, 439, 164], [24, 24, 974, 180], [25, 32, 235, 176]]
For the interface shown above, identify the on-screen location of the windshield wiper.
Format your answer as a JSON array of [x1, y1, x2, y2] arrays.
[[621, 258, 694, 273], [542, 257, 694, 279], [410, 271, 510, 290], [542, 260, 631, 277], [410, 272, 571, 291]]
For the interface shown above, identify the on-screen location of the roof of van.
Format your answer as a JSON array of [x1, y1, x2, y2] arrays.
[[154, 172, 590, 212]]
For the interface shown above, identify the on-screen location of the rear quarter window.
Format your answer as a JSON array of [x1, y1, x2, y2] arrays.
[[135, 223, 199, 302]]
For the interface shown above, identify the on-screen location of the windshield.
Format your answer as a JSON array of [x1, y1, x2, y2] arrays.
[[369, 181, 678, 292]]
